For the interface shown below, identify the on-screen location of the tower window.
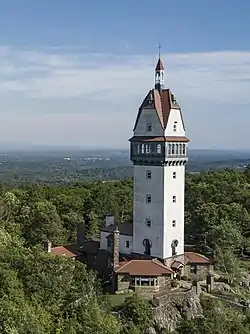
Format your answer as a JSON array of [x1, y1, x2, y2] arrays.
[[173, 172, 176, 179], [171, 144, 175, 155], [137, 144, 140, 154], [141, 144, 145, 154], [145, 144, 151, 154], [173, 121, 177, 132], [182, 144, 186, 155], [126, 240, 130, 248], [145, 218, 152, 228], [147, 123, 152, 132], [146, 194, 152, 203], [168, 144, 171, 155], [172, 220, 176, 227], [156, 144, 161, 154], [173, 196, 176, 203], [146, 170, 152, 179]]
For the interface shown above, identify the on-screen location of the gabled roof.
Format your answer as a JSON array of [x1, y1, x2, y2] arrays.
[[100, 222, 133, 236], [115, 258, 173, 276], [133, 88, 185, 131]]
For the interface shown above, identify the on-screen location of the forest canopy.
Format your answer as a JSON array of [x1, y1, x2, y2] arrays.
[[1, 166, 250, 333]]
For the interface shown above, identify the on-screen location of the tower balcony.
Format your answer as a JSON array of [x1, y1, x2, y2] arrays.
[[129, 136, 189, 166]]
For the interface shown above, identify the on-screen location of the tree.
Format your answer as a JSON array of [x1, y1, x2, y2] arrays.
[[121, 294, 153, 332]]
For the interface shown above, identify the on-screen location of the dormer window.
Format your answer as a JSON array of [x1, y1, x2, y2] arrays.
[[171, 94, 177, 104], [173, 121, 177, 132], [147, 123, 152, 132]]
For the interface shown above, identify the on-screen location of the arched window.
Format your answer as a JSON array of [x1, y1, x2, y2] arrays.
[[182, 144, 186, 155], [179, 144, 182, 155], [157, 144, 161, 154], [143, 239, 152, 256], [173, 121, 177, 132], [171, 144, 175, 155], [168, 144, 171, 155], [171, 239, 179, 256], [146, 144, 151, 154], [175, 143, 179, 155], [141, 144, 145, 154]]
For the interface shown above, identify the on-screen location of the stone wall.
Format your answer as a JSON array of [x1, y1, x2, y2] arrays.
[[152, 287, 196, 307], [183, 264, 212, 281]]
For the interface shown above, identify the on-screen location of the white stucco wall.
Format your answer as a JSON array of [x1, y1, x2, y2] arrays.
[[99, 231, 132, 255], [132, 164, 185, 259], [134, 108, 164, 136], [164, 109, 185, 136]]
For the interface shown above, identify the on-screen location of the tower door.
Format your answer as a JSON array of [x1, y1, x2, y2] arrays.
[[143, 239, 152, 256]]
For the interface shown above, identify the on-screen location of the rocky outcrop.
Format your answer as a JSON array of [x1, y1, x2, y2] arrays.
[[152, 291, 202, 332]]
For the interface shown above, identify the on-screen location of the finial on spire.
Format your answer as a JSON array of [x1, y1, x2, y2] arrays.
[[158, 43, 161, 58]]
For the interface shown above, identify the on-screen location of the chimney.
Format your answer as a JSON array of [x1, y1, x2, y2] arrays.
[[44, 240, 52, 253], [105, 215, 115, 227], [113, 225, 120, 268], [77, 221, 85, 247]]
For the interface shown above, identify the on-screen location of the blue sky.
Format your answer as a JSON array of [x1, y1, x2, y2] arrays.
[[0, 0, 250, 149]]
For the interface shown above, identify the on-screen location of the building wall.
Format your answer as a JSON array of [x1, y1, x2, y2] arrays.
[[132, 164, 185, 258], [134, 108, 164, 137], [99, 231, 132, 255], [164, 108, 185, 137], [116, 274, 172, 295], [183, 264, 212, 281]]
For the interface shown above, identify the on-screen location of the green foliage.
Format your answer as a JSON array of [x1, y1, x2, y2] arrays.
[[176, 299, 249, 334], [0, 166, 250, 332], [120, 294, 154, 332]]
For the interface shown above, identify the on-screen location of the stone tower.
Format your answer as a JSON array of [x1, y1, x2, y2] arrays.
[[129, 55, 189, 259]]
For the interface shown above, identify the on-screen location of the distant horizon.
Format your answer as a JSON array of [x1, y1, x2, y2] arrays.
[[0, 144, 250, 154]]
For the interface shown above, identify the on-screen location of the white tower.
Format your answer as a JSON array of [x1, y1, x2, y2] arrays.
[[130, 55, 189, 259]]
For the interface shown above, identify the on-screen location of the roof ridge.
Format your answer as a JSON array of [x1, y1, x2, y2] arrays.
[[152, 258, 173, 271], [116, 260, 132, 272]]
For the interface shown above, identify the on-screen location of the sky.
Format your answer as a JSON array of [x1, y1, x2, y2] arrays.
[[0, 0, 250, 150]]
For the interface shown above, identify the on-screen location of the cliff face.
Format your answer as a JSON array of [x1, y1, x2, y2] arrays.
[[153, 292, 203, 332]]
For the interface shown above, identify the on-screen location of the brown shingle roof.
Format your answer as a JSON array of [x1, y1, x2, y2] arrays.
[[51, 245, 82, 258], [133, 88, 185, 131], [100, 222, 133, 236], [129, 136, 189, 143], [115, 258, 173, 276], [184, 252, 211, 264]]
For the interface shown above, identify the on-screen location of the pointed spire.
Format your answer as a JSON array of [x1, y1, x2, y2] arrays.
[[155, 44, 164, 90]]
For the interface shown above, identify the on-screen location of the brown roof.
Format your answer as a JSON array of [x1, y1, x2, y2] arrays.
[[129, 136, 189, 143], [133, 89, 185, 131], [155, 58, 164, 71], [51, 245, 82, 258], [100, 222, 133, 236], [171, 260, 184, 269], [184, 252, 211, 264], [115, 258, 173, 276]]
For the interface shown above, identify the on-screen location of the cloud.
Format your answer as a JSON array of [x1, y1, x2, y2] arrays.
[[0, 46, 250, 149]]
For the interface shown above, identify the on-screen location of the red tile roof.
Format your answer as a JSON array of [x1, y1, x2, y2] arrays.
[[100, 222, 133, 236], [184, 252, 211, 264], [133, 88, 186, 131], [115, 258, 173, 276], [51, 245, 82, 258]]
